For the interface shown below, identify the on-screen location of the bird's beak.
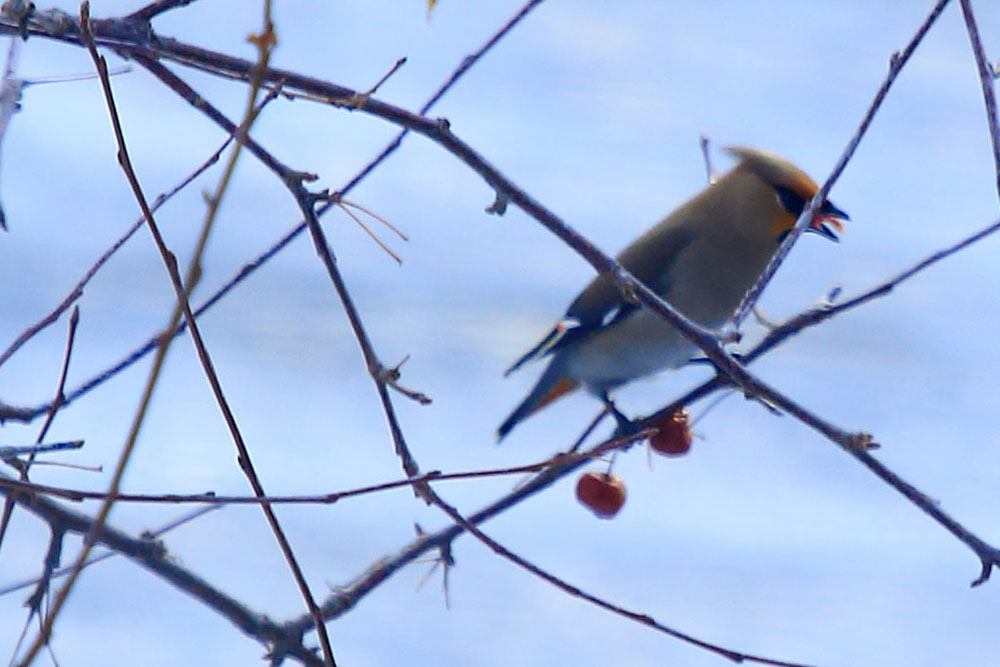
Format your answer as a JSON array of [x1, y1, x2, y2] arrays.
[[809, 200, 849, 242]]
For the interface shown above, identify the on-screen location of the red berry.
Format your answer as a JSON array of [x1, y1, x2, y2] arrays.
[[649, 409, 692, 456], [575, 471, 626, 519]]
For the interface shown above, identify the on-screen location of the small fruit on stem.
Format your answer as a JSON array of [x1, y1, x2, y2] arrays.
[[576, 471, 626, 519], [649, 408, 692, 457]]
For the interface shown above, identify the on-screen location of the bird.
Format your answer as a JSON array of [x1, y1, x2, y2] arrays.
[[497, 146, 848, 441]]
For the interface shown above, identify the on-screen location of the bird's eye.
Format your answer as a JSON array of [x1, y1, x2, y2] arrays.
[[774, 186, 805, 217]]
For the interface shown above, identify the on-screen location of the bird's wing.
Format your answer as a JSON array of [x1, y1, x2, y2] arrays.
[[504, 224, 694, 375], [503, 317, 580, 376]]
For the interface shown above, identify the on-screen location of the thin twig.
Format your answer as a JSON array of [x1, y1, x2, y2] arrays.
[[126, 0, 199, 22], [4, 2, 821, 664], [958, 0, 1000, 202], [3, 0, 992, 585], [699, 134, 715, 184], [631, 216, 1000, 582], [0, 0, 543, 420], [0, 505, 218, 597], [1, 4, 993, 589], [176, 3, 338, 661], [19, 7, 331, 665], [10, 523, 65, 662], [0, 441, 84, 459], [11, 64, 130, 86], [377, 354, 432, 405], [132, 39, 432, 500], [0, 11, 855, 418], [0, 217, 304, 422], [340, 199, 409, 240], [0, 471, 323, 666], [0, 131, 235, 372], [0, 308, 80, 662], [429, 496, 812, 667], [731, 0, 952, 328], [0, 306, 79, 554], [0, 431, 650, 506], [4, 5, 990, 662], [0, 36, 22, 231], [364, 208, 1000, 630], [361, 57, 406, 97], [30, 306, 78, 448], [288, 427, 808, 667], [335, 201, 403, 264], [154, 66, 286, 382], [132, 24, 333, 666], [335, 0, 546, 197]]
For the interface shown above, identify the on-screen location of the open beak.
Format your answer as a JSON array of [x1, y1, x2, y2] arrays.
[[809, 200, 849, 242]]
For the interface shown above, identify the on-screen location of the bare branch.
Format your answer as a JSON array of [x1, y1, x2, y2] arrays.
[[0, 305, 79, 553], [0, 430, 651, 506], [0, 471, 323, 666], [16, 7, 334, 666], [958, 0, 1000, 202], [731, 0, 952, 328], [0, 0, 547, 420], [126, 0, 200, 23], [0, 131, 235, 372]]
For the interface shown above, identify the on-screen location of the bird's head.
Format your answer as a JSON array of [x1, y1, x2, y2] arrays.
[[724, 146, 849, 243]]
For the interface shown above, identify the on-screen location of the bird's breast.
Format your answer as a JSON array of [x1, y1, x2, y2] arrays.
[[564, 311, 700, 391]]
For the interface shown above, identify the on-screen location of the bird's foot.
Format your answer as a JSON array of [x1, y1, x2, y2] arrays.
[[600, 393, 638, 438]]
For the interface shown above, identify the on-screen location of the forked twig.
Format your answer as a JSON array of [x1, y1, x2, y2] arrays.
[[15, 6, 335, 666]]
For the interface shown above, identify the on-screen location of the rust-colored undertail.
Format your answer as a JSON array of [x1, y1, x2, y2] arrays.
[[497, 369, 579, 441]]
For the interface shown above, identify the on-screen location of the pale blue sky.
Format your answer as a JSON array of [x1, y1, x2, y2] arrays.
[[2, 2, 1000, 666]]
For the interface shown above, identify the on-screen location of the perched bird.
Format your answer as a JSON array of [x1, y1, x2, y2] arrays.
[[498, 147, 848, 440]]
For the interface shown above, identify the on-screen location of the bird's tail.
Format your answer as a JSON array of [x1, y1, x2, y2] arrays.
[[497, 360, 579, 441]]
